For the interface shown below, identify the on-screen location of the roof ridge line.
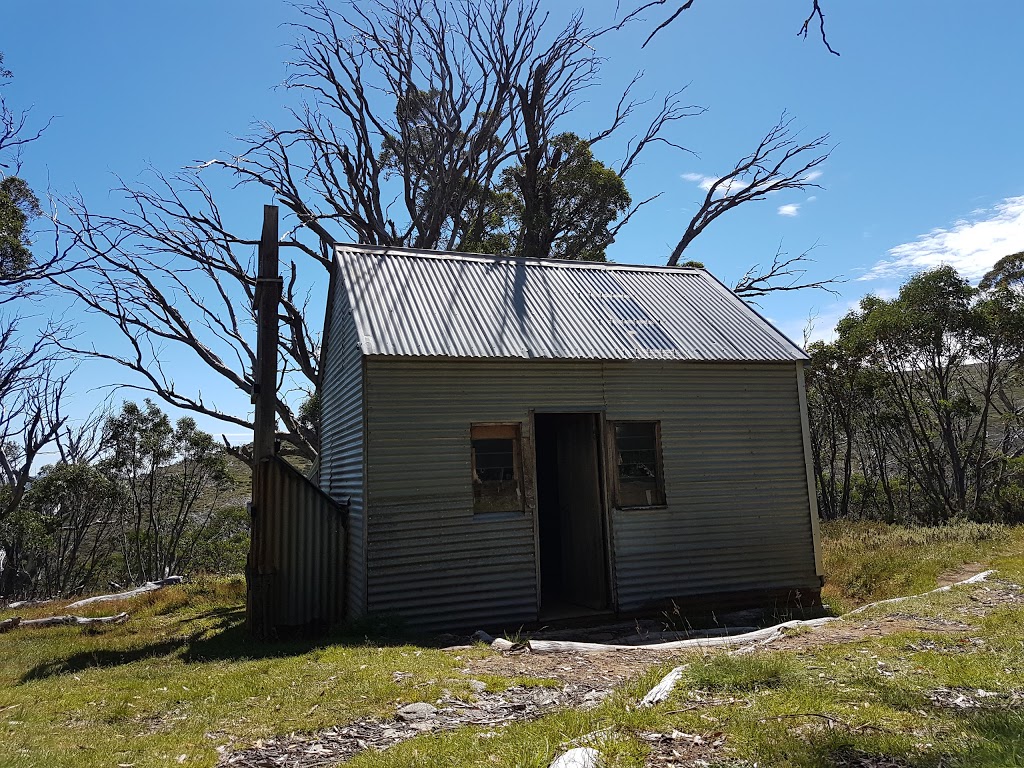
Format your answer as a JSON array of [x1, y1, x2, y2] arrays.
[[334, 243, 704, 275]]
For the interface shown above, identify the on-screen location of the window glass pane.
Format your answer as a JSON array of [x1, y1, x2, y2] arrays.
[[472, 426, 523, 513], [615, 422, 664, 507]]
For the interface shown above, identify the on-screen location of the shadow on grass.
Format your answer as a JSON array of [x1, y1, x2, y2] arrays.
[[17, 605, 438, 683]]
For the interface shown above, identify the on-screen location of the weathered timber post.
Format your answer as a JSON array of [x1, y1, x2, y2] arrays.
[[247, 205, 282, 639]]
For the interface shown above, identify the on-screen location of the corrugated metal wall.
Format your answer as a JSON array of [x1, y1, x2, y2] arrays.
[[318, 278, 367, 618], [603, 362, 819, 611], [363, 359, 820, 630], [248, 456, 346, 630]]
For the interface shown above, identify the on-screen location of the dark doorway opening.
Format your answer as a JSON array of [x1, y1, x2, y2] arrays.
[[534, 412, 610, 617]]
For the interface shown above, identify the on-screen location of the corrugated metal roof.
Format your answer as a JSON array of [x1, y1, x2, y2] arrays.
[[334, 245, 808, 362]]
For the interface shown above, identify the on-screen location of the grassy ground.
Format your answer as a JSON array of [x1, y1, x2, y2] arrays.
[[1, 522, 1023, 767], [820, 520, 1024, 612]]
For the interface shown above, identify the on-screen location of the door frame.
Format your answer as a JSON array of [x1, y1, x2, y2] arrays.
[[529, 408, 617, 615]]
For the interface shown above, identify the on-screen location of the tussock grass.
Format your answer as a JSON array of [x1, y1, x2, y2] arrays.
[[821, 520, 1024, 612], [685, 653, 799, 693]]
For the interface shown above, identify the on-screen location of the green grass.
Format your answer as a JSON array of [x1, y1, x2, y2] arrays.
[[821, 519, 1024, 612], [1, 522, 1023, 767], [0, 578, 486, 768]]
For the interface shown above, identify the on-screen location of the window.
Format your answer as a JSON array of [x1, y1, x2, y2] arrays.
[[471, 424, 524, 513], [613, 421, 666, 508]]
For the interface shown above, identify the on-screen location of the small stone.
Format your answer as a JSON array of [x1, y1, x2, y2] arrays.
[[581, 690, 610, 709], [396, 702, 438, 722], [468, 679, 488, 693]]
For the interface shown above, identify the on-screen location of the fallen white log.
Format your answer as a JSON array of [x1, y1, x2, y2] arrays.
[[504, 618, 836, 655], [639, 665, 688, 708], [0, 612, 128, 632], [549, 746, 602, 768], [489, 569, 998, 656], [7, 598, 52, 609], [65, 577, 183, 609], [842, 570, 994, 618]]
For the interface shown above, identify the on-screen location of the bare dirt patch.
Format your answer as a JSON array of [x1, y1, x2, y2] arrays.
[[462, 645, 672, 687], [937, 562, 987, 587], [640, 729, 729, 767]]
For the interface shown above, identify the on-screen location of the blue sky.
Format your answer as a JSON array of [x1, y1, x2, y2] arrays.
[[4, 1, 1024, 439]]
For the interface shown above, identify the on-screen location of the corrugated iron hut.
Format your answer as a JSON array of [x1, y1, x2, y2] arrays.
[[318, 244, 824, 631]]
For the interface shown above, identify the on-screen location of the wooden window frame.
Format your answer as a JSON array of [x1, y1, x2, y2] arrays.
[[610, 420, 667, 509], [470, 423, 525, 514]]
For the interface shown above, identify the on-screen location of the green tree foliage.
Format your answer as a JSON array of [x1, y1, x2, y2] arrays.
[[0, 52, 44, 279], [0, 400, 247, 598], [103, 400, 235, 582], [499, 133, 631, 261], [807, 264, 1024, 525], [4, 463, 122, 597], [0, 176, 40, 277]]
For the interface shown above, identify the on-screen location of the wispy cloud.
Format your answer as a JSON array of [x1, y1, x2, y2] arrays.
[[862, 195, 1024, 281], [777, 203, 800, 217], [682, 168, 824, 202], [681, 172, 750, 196]]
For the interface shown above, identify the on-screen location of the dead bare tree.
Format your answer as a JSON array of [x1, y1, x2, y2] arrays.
[[52, 1, 841, 463], [53, 0, 702, 462], [0, 322, 68, 520], [53, 174, 320, 463], [0, 319, 70, 596]]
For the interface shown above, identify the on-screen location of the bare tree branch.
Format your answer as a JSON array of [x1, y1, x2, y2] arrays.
[[732, 241, 842, 301], [798, 0, 840, 56], [638, 0, 840, 54], [667, 112, 831, 266]]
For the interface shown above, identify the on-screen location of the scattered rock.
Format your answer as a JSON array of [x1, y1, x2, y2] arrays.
[[396, 702, 437, 722]]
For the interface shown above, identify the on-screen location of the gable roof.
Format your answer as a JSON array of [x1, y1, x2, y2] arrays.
[[333, 244, 808, 362]]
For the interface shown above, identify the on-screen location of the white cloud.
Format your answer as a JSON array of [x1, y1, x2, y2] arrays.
[[681, 172, 749, 196], [683, 168, 824, 202], [777, 203, 800, 217], [862, 195, 1024, 281]]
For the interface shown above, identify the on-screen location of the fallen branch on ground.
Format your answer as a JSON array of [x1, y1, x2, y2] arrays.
[[757, 712, 892, 734], [494, 617, 835, 654], [487, 570, 997, 655], [65, 576, 182, 609], [548, 747, 602, 768], [7, 598, 52, 609], [0, 612, 128, 632], [639, 665, 689, 707]]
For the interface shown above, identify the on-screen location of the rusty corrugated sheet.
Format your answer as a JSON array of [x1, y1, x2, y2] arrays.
[[248, 456, 346, 630], [335, 244, 807, 363]]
